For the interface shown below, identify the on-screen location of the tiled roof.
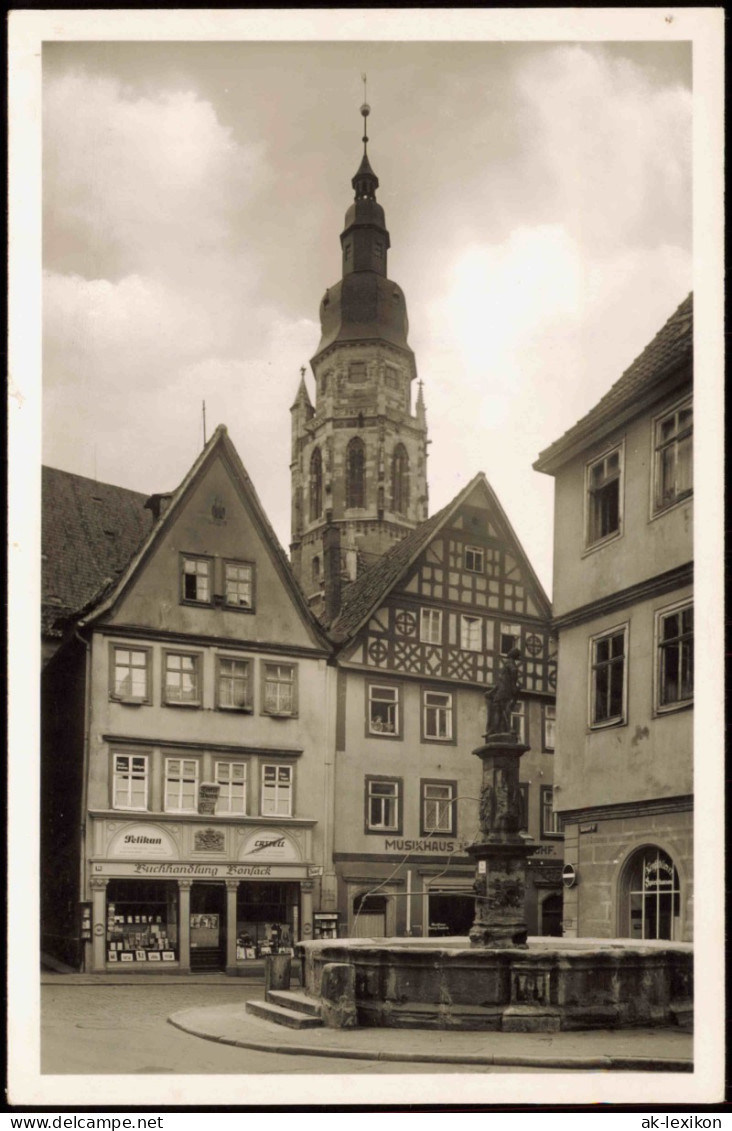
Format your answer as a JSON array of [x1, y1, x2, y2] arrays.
[[329, 476, 483, 643], [534, 293, 693, 473], [42, 467, 151, 636]]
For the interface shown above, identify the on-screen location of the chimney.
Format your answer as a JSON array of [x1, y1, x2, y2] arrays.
[[144, 493, 174, 524], [323, 521, 342, 624]]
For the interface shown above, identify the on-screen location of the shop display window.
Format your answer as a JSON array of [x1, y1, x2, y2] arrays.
[[106, 880, 178, 962], [236, 882, 298, 959]]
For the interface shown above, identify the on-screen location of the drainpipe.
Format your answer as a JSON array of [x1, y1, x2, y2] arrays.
[[74, 626, 92, 970], [406, 869, 411, 936]]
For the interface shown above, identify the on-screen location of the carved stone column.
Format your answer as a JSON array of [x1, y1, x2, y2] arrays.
[[225, 880, 239, 975], [178, 880, 192, 973], [300, 880, 314, 942], [468, 732, 530, 948], [89, 876, 108, 972]]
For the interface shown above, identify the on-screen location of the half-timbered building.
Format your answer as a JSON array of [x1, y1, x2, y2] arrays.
[[327, 473, 561, 938]]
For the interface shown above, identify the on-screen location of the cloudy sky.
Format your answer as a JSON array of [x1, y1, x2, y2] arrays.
[[42, 30, 694, 595]]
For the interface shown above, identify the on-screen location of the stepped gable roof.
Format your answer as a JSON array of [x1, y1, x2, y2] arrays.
[[330, 472, 551, 644], [534, 293, 693, 474], [70, 425, 331, 653], [42, 467, 150, 637]]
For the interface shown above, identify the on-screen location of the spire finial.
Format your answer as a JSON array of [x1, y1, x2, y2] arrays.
[[360, 73, 370, 155], [300, 366, 306, 379]]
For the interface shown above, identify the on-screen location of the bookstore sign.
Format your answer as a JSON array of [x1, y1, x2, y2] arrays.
[[92, 861, 310, 879]]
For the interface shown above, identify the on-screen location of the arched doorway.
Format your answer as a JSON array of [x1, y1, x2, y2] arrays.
[[351, 893, 387, 937], [618, 846, 681, 940], [540, 892, 563, 937]]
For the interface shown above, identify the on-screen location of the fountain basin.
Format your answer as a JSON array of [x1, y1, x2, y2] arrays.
[[297, 936, 693, 1032]]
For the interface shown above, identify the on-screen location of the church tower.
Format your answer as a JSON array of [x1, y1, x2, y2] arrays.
[[290, 95, 429, 619]]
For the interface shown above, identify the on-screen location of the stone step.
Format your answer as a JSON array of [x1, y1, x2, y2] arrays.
[[670, 1001, 694, 1031], [267, 989, 322, 1017], [245, 998, 323, 1030]]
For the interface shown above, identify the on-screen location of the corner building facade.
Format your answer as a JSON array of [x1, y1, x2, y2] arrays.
[[535, 295, 693, 942], [42, 428, 334, 973]]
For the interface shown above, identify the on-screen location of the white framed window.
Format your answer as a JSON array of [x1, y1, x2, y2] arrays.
[[112, 753, 148, 811], [464, 545, 485, 573], [110, 645, 151, 703], [423, 690, 453, 741], [586, 444, 623, 548], [653, 398, 692, 514], [624, 847, 680, 940], [215, 761, 247, 815], [541, 785, 562, 837], [262, 662, 297, 716], [543, 704, 556, 751], [163, 651, 201, 706], [217, 656, 252, 711], [365, 777, 401, 832], [367, 684, 400, 736], [460, 614, 482, 652], [590, 625, 628, 728], [421, 781, 456, 836], [261, 764, 293, 817], [510, 700, 526, 744], [499, 622, 521, 656], [224, 561, 254, 610], [164, 757, 199, 812], [656, 601, 693, 711], [181, 555, 211, 604], [420, 608, 442, 645]]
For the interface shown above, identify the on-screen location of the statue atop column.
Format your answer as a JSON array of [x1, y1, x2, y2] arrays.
[[484, 647, 522, 739]]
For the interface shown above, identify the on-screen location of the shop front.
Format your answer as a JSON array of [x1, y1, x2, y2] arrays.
[[86, 816, 318, 973]]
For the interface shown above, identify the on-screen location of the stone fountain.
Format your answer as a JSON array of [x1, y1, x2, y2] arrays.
[[247, 652, 693, 1033]]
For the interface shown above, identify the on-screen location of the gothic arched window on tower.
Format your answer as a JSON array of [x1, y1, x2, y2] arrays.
[[309, 447, 323, 522], [391, 444, 410, 515], [346, 437, 366, 509]]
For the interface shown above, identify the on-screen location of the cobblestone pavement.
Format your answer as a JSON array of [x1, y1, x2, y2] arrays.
[[42, 983, 552, 1076]]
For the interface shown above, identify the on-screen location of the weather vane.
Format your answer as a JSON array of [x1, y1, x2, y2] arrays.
[[360, 72, 370, 154]]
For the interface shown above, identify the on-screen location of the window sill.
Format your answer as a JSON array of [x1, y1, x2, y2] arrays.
[[367, 729, 401, 740], [582, 530, 623, 558], [263, 712, 297, 720], [180, 599, 213, 609], [221, 604, 255, 614], [110, 698, 149, 707], [217, 705, 254, 714], [589, 717, 626, 732], [651, 493, 693, 520], [654, 699, 693, 717], [422, 736, 456, 746], [163, 700, 201, 709]]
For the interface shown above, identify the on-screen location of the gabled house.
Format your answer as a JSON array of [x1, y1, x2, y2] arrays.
[[325, 472, 560, 939], [42, 425, 333, 973], [534, 294, 693, 941]]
